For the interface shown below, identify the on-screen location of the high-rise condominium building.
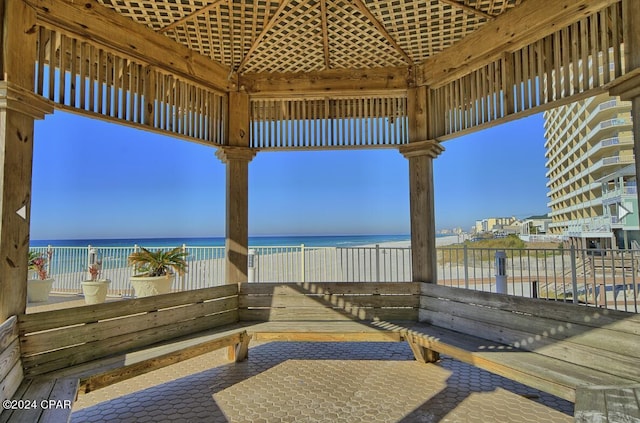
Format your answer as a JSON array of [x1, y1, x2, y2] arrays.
[[544, 92, 637, 249]]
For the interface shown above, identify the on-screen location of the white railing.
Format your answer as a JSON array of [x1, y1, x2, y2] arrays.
[[31, 243, 640, 313], [437, 245, 640, 313]]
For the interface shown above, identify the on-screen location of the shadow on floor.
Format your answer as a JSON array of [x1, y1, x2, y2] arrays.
[[72, 342, 573, 423]]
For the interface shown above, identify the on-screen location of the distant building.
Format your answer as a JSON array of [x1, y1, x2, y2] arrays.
[[474, 217, 519, 234], [520, 216, 552, 235], [544, 91, 636, 249]]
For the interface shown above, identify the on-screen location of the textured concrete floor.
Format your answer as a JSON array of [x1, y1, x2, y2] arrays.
[[72, 341, 573, 422]]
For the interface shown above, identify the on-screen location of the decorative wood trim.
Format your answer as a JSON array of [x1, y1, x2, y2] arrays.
[[24, 0, 235, 92], [399, 140, 444, 159], [0, 82, 53, 119], [215, 146, 257, 163]]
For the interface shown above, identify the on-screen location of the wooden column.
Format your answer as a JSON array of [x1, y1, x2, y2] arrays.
[[611, 1, 640, 220], [400, 141, 444, 283], [0, 0, 53, 320], [216, 91, 255, 284], [401, 87, 444, 283]]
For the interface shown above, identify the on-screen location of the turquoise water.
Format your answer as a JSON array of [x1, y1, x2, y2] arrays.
[[30, 234, 413, 248]]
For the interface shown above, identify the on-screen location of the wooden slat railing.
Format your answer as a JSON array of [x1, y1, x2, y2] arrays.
[[18, 284, 239, 376]]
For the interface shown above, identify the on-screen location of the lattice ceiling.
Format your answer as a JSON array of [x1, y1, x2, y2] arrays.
[[97, 0, 524, 74]]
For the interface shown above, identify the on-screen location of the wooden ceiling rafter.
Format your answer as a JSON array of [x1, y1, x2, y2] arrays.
[[158, 0, 226, 34], [438, 0, 495, 20], [320, 0, 331, 69], [348, 0, 413, 65], [237, 0, 293, 73]]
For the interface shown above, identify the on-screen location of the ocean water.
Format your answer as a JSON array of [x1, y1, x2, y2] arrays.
[[30, 234, 413, 248]]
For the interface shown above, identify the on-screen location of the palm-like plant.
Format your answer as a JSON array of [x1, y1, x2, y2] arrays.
[[128, 247, 188, 277]]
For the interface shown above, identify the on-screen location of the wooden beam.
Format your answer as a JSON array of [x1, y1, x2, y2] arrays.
[[24, 0, 235, 92], [437, 0, 494, 20], [417, 0, 620, 88], [348, 0, 412, 65], [320, 0, 331, 69], [158, 0, 225, 34], [240, 66, 411, 95]]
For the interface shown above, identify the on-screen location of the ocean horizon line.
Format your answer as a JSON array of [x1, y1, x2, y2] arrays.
[[29, 233, 431, 248]]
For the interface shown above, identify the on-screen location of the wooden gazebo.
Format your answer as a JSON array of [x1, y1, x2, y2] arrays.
[[1, 0, 640, 420]]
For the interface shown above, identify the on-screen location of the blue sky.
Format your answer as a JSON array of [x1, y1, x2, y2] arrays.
[[31, 111, 549, 240]]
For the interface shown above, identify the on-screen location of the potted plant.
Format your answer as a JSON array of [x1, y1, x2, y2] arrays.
[[128, 247, 188, 297], [81, 260, 111, 304], [27, 250, 54, 302]]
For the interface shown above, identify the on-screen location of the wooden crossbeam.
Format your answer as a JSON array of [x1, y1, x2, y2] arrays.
[[25, 0, 234, 92], [239, 66, 411, 94], [417, 0, 621, 88]]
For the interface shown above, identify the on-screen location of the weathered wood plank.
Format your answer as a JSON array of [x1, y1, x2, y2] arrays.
[[239, 294, 419, 309], [576, 385, 640, 422], [239, 282, 421, 295], [0, 377, 78, 423], [37, 378, 79, 422], [0, 360, 24, 405], [81, 331, 246, 393], [420, 284, 640, 334], [253, 331, 402, 342], [404, 323, 638, 402], [0, 339, 21, 384], [46, 323, 251, 381], [421, 307, 640, 382], [21, 296, 239, 355], [23, 310, 238, 376], [0, 317, 18, 352], [19, 284, 238, 333], [420, 296, 640, 359], [575, 387, 607, 422], [239, 307, 417, 322]]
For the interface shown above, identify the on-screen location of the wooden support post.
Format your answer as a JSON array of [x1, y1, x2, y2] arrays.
[[227, 333, 252, 362], [611, 1, 640, 224], [400, 87, 444, 284], [216, 91, 256, 284], [0, 1, 53, 320], [406, 334, 439, 363]]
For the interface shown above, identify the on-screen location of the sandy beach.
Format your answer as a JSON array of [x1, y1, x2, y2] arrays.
[[363, 235, 461, 248]]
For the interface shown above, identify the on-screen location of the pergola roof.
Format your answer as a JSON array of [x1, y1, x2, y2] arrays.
[[97, 0, 521, 75]]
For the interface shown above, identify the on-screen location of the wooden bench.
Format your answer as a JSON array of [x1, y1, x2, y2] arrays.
[[237, 282, 420, 343], [6, 280, 640, 420], [17, 285, 250, 394], [411, 284, 640, 405], [0, 316, 78, 423]]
